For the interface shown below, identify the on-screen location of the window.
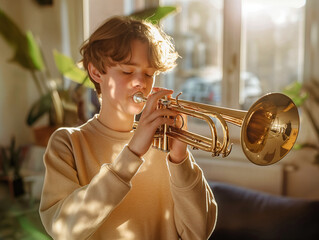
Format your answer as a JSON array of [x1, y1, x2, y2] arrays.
[[160, 0, 305, 106], [240, 0, 305, 109], [159, 0, 305, 140], [159, 0, 223, 105]]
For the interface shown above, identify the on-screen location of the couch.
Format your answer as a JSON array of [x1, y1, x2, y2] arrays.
[[208, 181, 319, 240]]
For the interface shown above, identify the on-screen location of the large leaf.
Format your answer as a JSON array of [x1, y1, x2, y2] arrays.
[[130, 6, 179, 24], [25, 31, 45, 70], [53, 50, 93, 88], [26, 93, 52, 126], [0, 8, 44, 71], [0, 8, 25, 48], [283, 81, 308, 107], [17, 215, 51, 240], [26, 89, 64, 126]]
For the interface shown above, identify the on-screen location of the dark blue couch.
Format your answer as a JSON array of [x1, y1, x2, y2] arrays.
[[209, 182, 319, 240]]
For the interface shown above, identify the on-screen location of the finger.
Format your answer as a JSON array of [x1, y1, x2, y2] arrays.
[[151, 87, 161, 93], [151, 87, 169, 93], [140, 109, 178, 125], [143, 89, 173, 113], [150, 116, 175, 129], [151, 87, 174, 98], [148, 89, 173, 100]]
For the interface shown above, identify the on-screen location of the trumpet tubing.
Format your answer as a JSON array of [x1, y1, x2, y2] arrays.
[[133, 92, 300, 166]]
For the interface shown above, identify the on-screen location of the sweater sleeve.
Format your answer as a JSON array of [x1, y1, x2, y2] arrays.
[[167, 151, 217, 240], [39, 129, 143, 240]]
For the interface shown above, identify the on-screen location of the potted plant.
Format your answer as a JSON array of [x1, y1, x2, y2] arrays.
[[0, 137, 25, 197], [283, 80, 319, 164], [0, 8, 83, 146]]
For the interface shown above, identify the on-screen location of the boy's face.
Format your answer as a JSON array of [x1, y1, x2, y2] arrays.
[[99, 40, 156, 118]]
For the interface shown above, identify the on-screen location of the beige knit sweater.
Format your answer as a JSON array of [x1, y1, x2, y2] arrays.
[[39, 115, 217, 240]]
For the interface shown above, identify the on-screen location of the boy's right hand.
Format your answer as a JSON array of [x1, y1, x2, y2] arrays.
[[128, 89, 177, 157]]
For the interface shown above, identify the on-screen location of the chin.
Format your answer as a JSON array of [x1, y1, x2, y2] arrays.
[[127, 104, 144, 116]]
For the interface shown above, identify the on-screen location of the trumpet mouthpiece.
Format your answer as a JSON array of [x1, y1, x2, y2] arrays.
[[133, 92, 146, 103]]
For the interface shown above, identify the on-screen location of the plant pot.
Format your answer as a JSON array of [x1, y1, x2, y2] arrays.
[[32, 126, 58, 147]]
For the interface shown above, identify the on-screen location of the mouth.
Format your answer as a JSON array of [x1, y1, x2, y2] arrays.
[[130, 91, 143, 103], [132, 92, 146, 104]]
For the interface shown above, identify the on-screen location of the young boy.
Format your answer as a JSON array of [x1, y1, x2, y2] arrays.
[[39, 16, 217, 240]]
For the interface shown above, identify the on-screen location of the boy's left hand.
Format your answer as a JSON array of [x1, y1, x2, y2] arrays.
[[152, 87, 188, 164]]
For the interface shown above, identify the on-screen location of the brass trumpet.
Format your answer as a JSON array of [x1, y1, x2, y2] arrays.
[[133, 92, 300, 166]]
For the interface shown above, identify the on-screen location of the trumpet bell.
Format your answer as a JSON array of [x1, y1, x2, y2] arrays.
[[242, 93, 300, 166]]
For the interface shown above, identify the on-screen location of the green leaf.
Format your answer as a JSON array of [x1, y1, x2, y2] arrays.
[[0, 8, 44, 71], [293, 143, 304, 150], [283, 81, 301, 96], [130, 6, 179, 24], [0, 8, 25, 49], [26, 93, 53, 126], [25, 31, 45, 70], [53, 50, 93, 88], [283, 81, 308, 107], [17, 215, 51, 240]]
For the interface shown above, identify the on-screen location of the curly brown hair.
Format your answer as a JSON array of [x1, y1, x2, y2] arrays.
[[80, 16, 178, 97]]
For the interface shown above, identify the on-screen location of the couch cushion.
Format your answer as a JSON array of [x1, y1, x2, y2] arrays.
[[209, 181, 319, 240]]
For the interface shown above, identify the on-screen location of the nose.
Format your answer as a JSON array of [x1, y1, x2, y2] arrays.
[[132, 73, 146, 89]]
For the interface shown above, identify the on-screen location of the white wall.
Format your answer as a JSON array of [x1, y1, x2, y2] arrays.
[[83, 0, 125, 39], [82, 0, 147, 39]]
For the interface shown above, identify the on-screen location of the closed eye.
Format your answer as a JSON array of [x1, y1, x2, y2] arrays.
[[122, 71, 133, 75], [145, 73, 154, 78]]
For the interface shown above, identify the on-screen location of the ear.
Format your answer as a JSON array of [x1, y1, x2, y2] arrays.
[[88, 62, 104, 83]]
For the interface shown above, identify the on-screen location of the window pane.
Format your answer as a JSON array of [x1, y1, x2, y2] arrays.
[[160, 0, 224, 107], [240, 0, 305, 109]]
